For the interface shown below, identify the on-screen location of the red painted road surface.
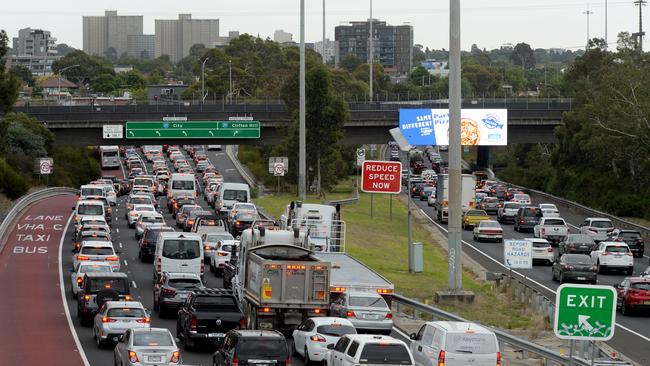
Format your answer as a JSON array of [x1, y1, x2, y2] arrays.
[[0, 194, 85, 366]]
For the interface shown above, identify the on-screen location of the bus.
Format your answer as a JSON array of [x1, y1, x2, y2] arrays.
[[100, 146, 120, 169]]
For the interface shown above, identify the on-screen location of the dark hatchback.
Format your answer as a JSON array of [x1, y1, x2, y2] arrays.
[[552, 254, 597, 284], [559, 234, 596, 255], [609, 230, 645, 257], [139, 226, 175, 262], [212, 330, 290, 366]]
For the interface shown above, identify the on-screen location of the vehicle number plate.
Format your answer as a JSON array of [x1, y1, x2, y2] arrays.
[[178, 293, 188, 298], [576, 277, 586, 280], [364, 314, 379, 320], [147, 356, 161, 363], [209, 333, 225, 338], [644, 301, 650, 305]]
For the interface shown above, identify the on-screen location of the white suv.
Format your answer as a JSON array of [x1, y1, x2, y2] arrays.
[[590, 241, 634, 275], [325, 334, 413, 366], [580, 218, 614, 242]]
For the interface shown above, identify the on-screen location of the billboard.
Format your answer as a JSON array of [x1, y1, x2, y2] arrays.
[[399, 109, 508, 146]]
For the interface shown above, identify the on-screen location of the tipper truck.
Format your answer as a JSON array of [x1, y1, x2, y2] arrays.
[[234, 227, 332, 330], [432, 173, 477, 223]]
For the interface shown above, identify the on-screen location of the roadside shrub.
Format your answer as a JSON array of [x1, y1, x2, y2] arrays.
[[0, 158, 29, 199], [48, 146, 101, 188]]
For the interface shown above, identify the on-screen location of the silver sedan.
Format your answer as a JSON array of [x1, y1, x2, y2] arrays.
[[114, 328, 181, 366]]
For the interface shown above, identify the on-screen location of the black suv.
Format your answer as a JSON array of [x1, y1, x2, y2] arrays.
[[608, 230, 645, 257], [212, 330, 289, 366], [77, 272, 131, 326], [153, 272, 203, 317], [139, 226, 174, 262], [177, 288, 244, 350]]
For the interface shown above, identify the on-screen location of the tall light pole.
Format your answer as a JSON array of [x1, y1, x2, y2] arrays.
[[228, 59, 233, 103], [58, 64, 79, 101], [605, 0, 608, 48], [299, 0, 307, 200], [323, 0, 326, 64], [201, 57, 209, 103], [368, 0, 374, 103], [448, 0, 463, 291], [634, 0, 647, 52], [584, 5, 594, 50]]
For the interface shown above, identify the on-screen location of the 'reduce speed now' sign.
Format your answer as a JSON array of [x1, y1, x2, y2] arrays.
[[361, 161, 402, 194]]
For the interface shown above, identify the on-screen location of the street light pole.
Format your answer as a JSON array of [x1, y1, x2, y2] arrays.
[[323, 0, 326, 64], [57, 64, 79, 102], [369, 0, 373, 103], [299, 0, 307, 200], [448, 0, 463, 291], [201, 57, 209, 103], [228, 59, 233, 104]]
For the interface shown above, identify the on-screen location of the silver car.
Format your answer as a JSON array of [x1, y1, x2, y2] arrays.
[[329, 292, 393, 334], [497, 202, 522, 224], [114, 328, 181, 366], [93, 301, 151, 347]]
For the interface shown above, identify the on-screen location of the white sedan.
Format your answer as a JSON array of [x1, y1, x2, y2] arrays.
[[127, 204, 156, 228], [292, 317, 357, 364], [525, 238, 554, 265], [70, 261, 113, 298], [472, 220, 503, 242], [539, 203, 560, 217]]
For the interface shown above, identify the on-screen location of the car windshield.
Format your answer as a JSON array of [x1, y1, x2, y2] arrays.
[[82, 188, 104, 196], [444, 332, 498, 354], [142, 216, 164, 224], [316, 324, 357, 337], [605, 246, 629, 253], [87, 279, 127, 293], [172, 180, 195, 190], [135, 206, 154, 212], [79, 264, 112, 273], [359, 344, 412, 364], [349, 296, 388, 308], [544, 219, 565, 226], [207, 233, 234, 242], [169, 278, 202, 289], [630, 282, 650, 291], [237, 338, 288, 359], [133, 332, 173, 347], [107, 308, 146, 318], [620, 232, 641, 239], [563, 255, 592, 264], [80, 247, 114, 255], [162, 240, 200, 259], [592, 220, 613, 228], [480, 222, 500, 228], [130, 197, 152, 205], [223, 190, 248, 202], [78, 204, 104, 215]]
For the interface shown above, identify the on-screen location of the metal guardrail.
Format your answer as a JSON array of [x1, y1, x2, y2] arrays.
[[0, 187, 79, 254], [391, 293, 593, 366], [225, 145, 257, 189]]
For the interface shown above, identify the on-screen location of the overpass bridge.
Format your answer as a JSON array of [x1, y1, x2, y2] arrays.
[[11, 100, 570, 147]]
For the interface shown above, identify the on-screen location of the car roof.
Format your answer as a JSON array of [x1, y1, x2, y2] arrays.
[[159, 232, 201, 240], [80, 240, 113, 247], [310, 317, 355, 326], [587, 217, 612, 221], [78, 261, 112, 267], [601, 241, 629, 247], [617, 230, 641, 234], [524, 238, 550, 244], [104, 301, 144, 308], [131, 327, 170, 334], [348, 291, 382, 298], [344, 334, 404, 343], [84, 272, 128, 279], [626, 277, 650, 282], [426, 321, 495, 335]]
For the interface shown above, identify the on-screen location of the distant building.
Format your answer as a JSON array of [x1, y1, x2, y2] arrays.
[[127, 34, 155, 59], [83, 10, 143, 58], [41, 76, 78, 100], [155, 14, 220, 63], [11, 27, 60, 76], [314, 39, 339, 64], [273, 29, 293, 43], [113, 65, 134, 73], [420, 59, 449, 77], [148, 83, 189, 102], [335, 19, 413, 75], [213, 31, 240, 47]]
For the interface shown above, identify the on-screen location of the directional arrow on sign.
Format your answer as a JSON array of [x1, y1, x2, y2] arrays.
[[578, 315, 594, 332], [182, 131, 187, 136], [209, 131, 214, 136], [155, 131, 161, 136], [128, 130, 134, 136]]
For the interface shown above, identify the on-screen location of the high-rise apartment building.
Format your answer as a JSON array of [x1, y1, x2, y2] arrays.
[[273, 29, 293, 44], [83, 10, 143, 59], [155, 14, 219, 62], [314, 39, 339, 64], [335, 19, 413, 75], [127, 34, 155, 59], [11, 27, 60, 76]]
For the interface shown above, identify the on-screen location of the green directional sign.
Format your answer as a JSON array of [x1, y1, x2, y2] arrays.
[[554, 284, 617, 341], [125, 121, 260, 139]]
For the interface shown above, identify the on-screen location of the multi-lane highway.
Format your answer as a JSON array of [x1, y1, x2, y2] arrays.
[[398, 150, 650, 364]]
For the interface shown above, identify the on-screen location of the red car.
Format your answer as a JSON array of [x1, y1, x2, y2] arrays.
[[616, 277, 650, 316]]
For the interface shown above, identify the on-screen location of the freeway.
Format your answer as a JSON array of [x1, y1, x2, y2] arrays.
[[397, 149, 650, 364]]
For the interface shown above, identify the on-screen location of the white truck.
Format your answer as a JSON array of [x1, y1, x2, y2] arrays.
[[533, 217, 569, 244], [432, 174, 476, 223], [280, 201, 345, 252]]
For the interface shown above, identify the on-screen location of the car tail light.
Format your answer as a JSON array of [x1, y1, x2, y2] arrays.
[[385, 313, 393, 319], [141, 239, 149, 246], [218, 252, 228, 257], [190, 316, 197, 331], [162, 287, 177, 297], [239, 317, 246, 329], [602, 252, 609, 256], [101, 316, 117, 323], [346, 311, 356, 318], [128, 350, 139, 363], [562, 265, 574, 270], [170, 351, 180, 363], [76, 277, 83, 284], [496, 351, 501, 366], [125, 295, 132, 301], [437, 350, 445, 366], [547, 247, 553, 253], [285, 357, 291, 366], [626, 252, 633, 256], [232, 356, 239, 366], [106, 256, 119, 261], [84, 295, 91, 301], [76, 255, 90, 261], [310, 334, 327, 342], [520, 219, 525, 224], [136, 317, 151, 323]]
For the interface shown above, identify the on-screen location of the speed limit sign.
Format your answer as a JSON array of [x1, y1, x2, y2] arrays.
[[356, 148, 366, 167], [35, 158, 53, 175], [273, 162, 285, 177]]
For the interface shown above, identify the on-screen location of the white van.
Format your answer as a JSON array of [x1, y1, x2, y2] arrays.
[[154, 232, 204, 283], [409, 321, 500, 366], [168, 173, 197, 199], [216, 182, 250, 214], [74, 200, 107, 226], [80, 184, 107, 200]]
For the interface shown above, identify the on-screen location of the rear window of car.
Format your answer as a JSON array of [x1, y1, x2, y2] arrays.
[[349, 296, 388, 308], [172, 180, 195, 190], [591, 220, 613, 228], [162, 239, 201, 260], [522, 208, 542, 217], [79, 264, 112, 273], [564, 255, 592, 264], [220, 244, 237, 252], [504, 203, 521, 209], [630, 282, 650, 291], [480, 221, 500, 228], [605, 246, 629, 253], [444, 332, 498, 354], [223, 190, 248, 202], [193, 295, 236, 309], [514, 194, 530, 200], [107, 308, 146, 318], [80, 247, 114, 255], [145, 228, 173, 241], [141, 216, 164, 224], [531, 241, 550, 248], [130, 197, 152, 205], [316, 324, 357, 337], [82, 188, 104, 197], [620, 232, 642, 239], [466, 210, 486, 216], [78, 204, 104, 216], [169, 278, 202, 289], [135, 206, 154, 212], [359, 344, 411, 364], [206, 233, 235, 242], [237, 338, 288, 359], [87, 278, 127, 293], [544, 219, 565, 226], [133, 332, 173, 346]]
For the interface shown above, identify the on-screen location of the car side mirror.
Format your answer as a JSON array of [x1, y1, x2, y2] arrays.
[[175, 337, 181, 344], [327, 344, 334, 350], [409, 333, 417, 340], [71, 206, 75, 211], [118, 335, 124, 342]]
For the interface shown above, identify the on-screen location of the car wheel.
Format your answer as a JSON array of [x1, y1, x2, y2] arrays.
[[597, 261, 604, 274], [621, 299, 630, 316], [304, 347, 312, 365], [95, 329, 104, 349], [559, 273, 565, 284], [473, 234, 477, 241], [552, 269, 557, 281]]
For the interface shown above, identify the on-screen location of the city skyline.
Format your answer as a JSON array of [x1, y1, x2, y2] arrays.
[[1, 0, 647, 52]]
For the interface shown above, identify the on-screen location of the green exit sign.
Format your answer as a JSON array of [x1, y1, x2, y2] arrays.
[[554, 284, 617, 341], [125, 121, 260, 139]]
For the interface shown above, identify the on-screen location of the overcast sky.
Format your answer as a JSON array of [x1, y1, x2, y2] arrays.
[[1, 0, 646, 51]]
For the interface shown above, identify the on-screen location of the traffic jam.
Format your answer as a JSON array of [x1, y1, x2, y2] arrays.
[[405, 146, 650, 312], [65, 144, 507, 366]]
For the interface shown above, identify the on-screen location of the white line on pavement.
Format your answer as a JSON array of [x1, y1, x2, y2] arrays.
[[132, 281, 137, 289], [119, 242, 123, 248], [57, 213, 90, 366], [116, 228, 119, 233], [124, 260, 128, 266]]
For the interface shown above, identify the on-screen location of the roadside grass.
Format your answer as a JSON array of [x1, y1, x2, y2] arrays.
[[622, 217, 650, 228], [255, 182, 545, 330], [0, 194, 12, 214]]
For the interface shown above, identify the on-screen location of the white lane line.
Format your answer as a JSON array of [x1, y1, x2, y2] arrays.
[[57, 213, 91, 366], [124, 260, 128, 266], [132, 281, 137, 289], [116, 228, 119, 233], [119, 242, 123, 248], [419, 207, 650, 343], [392, 326, 411, 341]]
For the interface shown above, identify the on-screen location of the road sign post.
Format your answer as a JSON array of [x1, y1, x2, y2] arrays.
[[126, 121, 260, 139], [554, 284, 617, 341]]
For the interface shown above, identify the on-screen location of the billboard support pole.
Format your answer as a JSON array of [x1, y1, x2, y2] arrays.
[[407, 157, 413, 273], [448, 0, 463, 291]]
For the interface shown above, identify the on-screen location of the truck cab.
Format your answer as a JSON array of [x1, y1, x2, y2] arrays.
[[280, 202, 345, 252]]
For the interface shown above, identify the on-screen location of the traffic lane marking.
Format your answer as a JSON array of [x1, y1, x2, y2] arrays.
[[0, 194, 86, 365]]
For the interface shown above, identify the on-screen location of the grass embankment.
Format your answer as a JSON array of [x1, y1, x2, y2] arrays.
[[622, 217, 650, 228], [0, 194, 12, 213], [255, 180, 544, 330]]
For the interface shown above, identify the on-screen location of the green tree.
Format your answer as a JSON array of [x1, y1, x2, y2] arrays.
[[339, 54, 362, 73], [0, 30, 19, 114], [52, 50, 114, 85], [461, 62, 502, 95], [504, 67, 528, 93], [408, 66, 431, 86], [9, 65, 35, 87], [510, 42, 536, 69], [91, 73, 120, 94]]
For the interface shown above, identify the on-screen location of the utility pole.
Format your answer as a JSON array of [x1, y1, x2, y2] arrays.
[[228, 59, 233, 103], [448, 0, 463, 291], [605, 0, 608, 48], [583, 5, 594, 50], [299, 0, 307, 200], [634, 0, 647, 52], [369, 0, 374, 103]]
